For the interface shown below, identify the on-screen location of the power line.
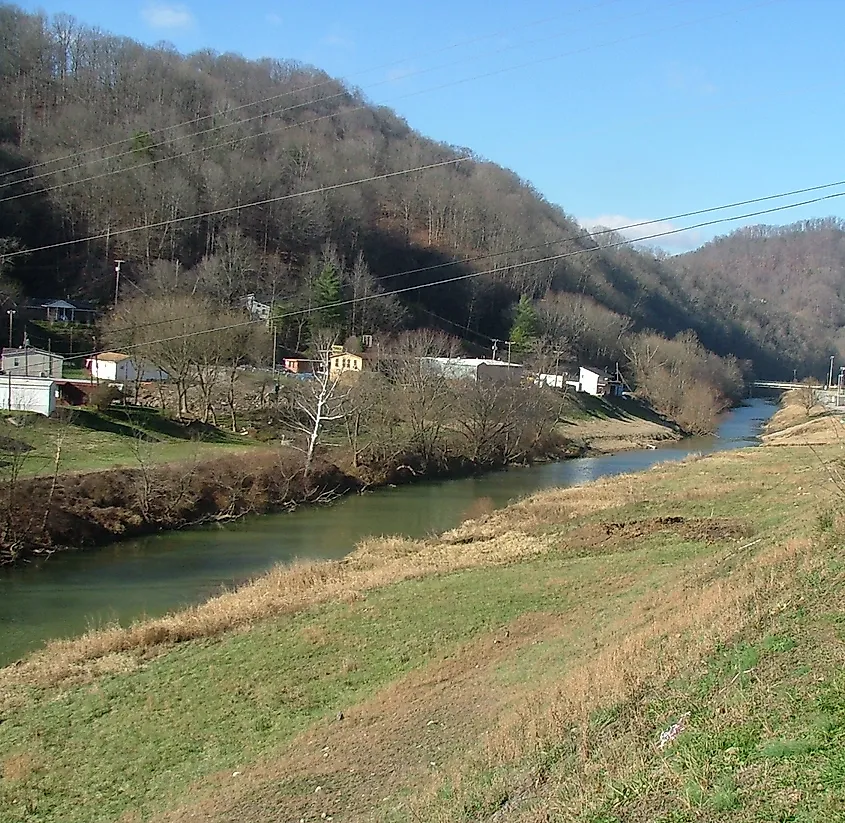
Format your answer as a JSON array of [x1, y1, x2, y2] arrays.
[[0, 157, 467, 259], [0, 0, 769, 206], [66, 186, 845, 363], [1, 0, 645, 194], [411, 304, 497, 346], [0, 0, 625, 183], [376, 176, 845, 283], [7, 72, 823, 267], [40, 174, 845, 340]]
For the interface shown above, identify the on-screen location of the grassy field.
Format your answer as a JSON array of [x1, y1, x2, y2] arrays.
[[0, 392, 670, 478], [0, 406, 255, 476], [1, 393, 844, 821]]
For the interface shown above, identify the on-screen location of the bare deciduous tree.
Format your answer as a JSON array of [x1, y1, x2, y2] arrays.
[[283, 331, 348, 475]]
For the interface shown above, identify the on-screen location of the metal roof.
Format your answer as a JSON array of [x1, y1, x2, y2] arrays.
[[2, 346, 64, 359], [92, 352, 132, 362]]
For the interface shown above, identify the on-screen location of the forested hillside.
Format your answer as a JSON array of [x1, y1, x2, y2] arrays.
[[0, 3, 831, 384], [674, 219, 845, 373]]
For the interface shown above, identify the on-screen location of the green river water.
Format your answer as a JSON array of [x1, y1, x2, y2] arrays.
[[0, 400, 776, 665]]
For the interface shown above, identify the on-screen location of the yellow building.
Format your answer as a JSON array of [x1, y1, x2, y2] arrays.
[[329, 351, 365, 378]]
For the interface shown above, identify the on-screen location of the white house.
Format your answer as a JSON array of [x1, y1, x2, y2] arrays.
[[1, 347, 64, 378], [86, 352, 168, 383], [243, 293, 273, 323], [579, 366, 609, 396], [578, 366, 624, 397], [537, 373, 579, 390], [0, 375, 56, 416]]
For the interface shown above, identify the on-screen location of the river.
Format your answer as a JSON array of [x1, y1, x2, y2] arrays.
[[0, 399, 776, 666]]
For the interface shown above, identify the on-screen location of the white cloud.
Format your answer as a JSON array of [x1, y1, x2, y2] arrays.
[[266, 12, 283, 26], [579, 214, 704, 253], [141, 3, 194, 30]]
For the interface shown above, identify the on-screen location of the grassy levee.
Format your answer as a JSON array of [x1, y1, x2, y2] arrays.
[[0, 407, 253, 477], [1, 401, 844, 821]]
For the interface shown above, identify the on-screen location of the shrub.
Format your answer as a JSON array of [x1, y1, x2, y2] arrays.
[[89, 384, 124, 412]]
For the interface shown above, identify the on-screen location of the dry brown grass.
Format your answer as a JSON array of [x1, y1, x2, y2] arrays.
[[762, 388, 845, 446], [559, 412, 681, 454], [762, 413, 845, 447], [421, 538, 816, 822], [0, 463, 669, 699], [0, 440, 818, 706], [0, 527, 552, 702], [1, 751, 38, 782]]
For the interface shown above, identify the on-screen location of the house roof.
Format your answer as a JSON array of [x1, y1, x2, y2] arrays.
[[93, 352, 132, 362], [2, 375, 56, 385], [242, 293, 274, 307], [424, 357, 525, 368], [2, 346, 64, 359], [580, 366, 611, 379], [24, 298, 98, 311]]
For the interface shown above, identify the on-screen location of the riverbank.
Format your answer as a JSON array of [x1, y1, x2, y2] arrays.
[[558, 394, 682, 453], [760, 386, 845, 445], [1, 397, 841, 822], [0, 394, 675, 566]]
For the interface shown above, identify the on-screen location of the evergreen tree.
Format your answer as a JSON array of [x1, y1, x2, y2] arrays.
[[311, 262, 345, 333], [509, 294, 539, 353]]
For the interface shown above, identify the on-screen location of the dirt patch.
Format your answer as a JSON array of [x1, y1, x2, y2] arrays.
[[2, 751, 38, 782], [592, 515, 752, 545], [449, 515, 751, 554], [150, 612, 569, 823]]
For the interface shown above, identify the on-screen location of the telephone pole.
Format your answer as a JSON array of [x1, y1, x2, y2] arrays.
[[491, 339, 499, 361], [114, 259, 126, 308], [554, 349, 565, 389]]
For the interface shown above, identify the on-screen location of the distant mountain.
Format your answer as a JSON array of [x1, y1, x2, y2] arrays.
[[0, 4, 826, 378], [674, 219, 845, 377]]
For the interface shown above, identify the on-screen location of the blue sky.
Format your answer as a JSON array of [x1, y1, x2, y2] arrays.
[[17, 0, 845, 251]]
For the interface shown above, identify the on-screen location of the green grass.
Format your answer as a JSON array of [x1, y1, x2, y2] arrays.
[[1, 442, 844, 822], [559, 393, 665, 424], [60, 368, 90, 379], [0, 407, 255, 476], [0, 540, 686, 823]]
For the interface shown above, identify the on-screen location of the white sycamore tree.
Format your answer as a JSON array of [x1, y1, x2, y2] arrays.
[[288, 333, 349, 476]]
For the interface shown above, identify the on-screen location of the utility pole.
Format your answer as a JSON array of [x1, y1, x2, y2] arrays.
[[6, 309, 15, 348], [829, 355, 835, 390], [553, 349, 564, 389], [114, 259, 126, 309], [505, 340, 513, 365], [491, 339, 499, 361]]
